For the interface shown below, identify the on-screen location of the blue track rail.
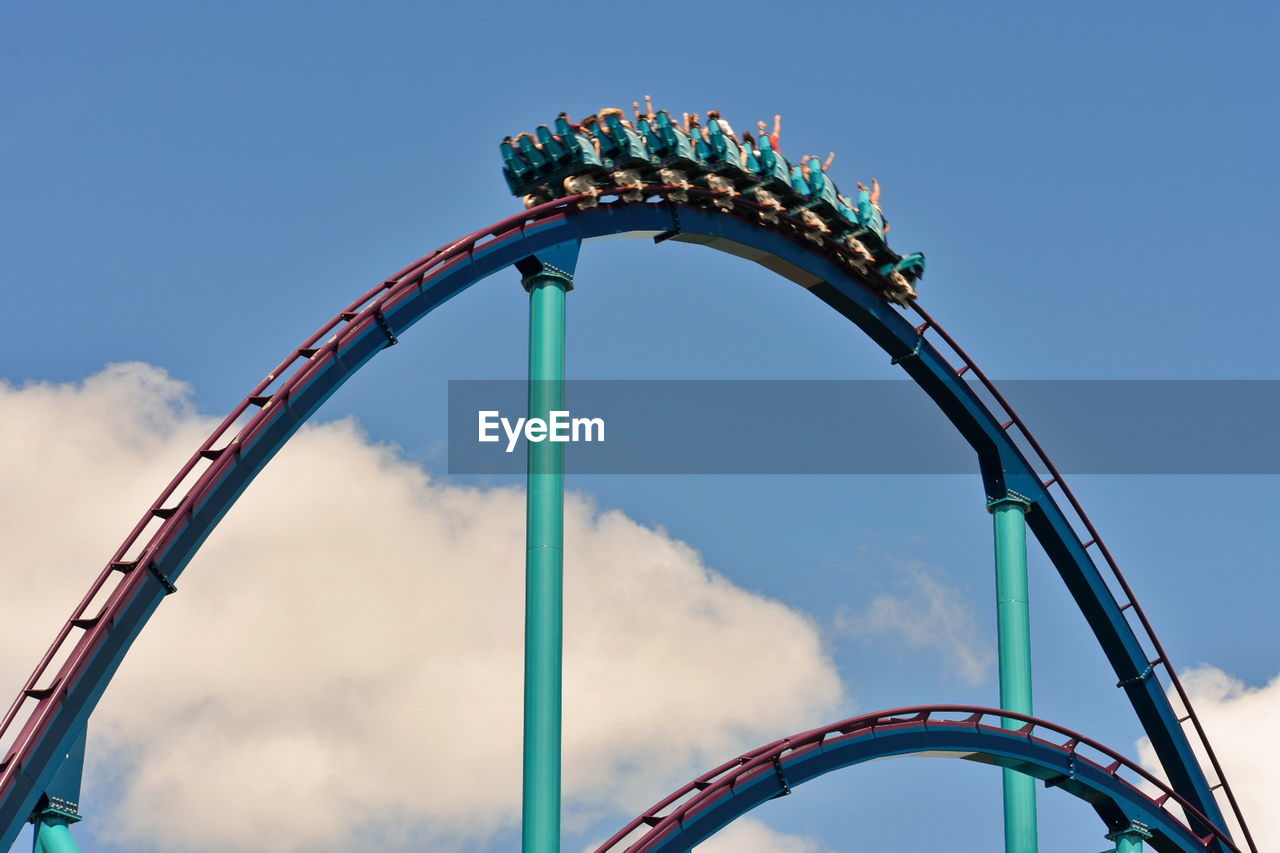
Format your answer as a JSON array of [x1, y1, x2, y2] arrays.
[[0, 197, 1247, 850], [593, 706, 1237, 853]]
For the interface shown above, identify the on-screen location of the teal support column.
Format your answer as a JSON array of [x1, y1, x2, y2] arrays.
[[1106, 822, 1152, 853], [989, 494, 1038, 853], [31, 815, 80, 853], [518, 243, 578, 853], [30, 725, 84, 853]]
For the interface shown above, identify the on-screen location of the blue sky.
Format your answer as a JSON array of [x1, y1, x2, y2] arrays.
[[2, 2, 1277, 851]]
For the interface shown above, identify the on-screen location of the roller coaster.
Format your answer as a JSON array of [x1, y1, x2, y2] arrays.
[[0, 107, 1257, 852]]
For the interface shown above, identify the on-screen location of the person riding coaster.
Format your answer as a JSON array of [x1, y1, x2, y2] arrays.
[[701, 121, 749, 210], [793, 154, 840, 223], [596, 111, 653, 202], [643, 111, 703, 202], [857, 179, 889, 241], [739, 134, 793, 220]]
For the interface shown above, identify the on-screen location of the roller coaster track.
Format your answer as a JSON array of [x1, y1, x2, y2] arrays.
[[592, 706, 1238, 853], [0, 189, 1255, 851]]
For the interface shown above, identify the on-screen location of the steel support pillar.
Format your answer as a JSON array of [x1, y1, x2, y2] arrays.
[[518, 244, 577, 853], [989, 494, 1038, 853], [1107, 821, 1152, 853], [31, 815, 80, 853], [29, 725, 85, 853]]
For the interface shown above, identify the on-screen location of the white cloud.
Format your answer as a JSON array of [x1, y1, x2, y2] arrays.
[[579, 817, 833, 853], [0, 364, 846, 852], [1137, 665, 1280, 848], [693, 817, 833, 853], [835, 563, 992, 685]]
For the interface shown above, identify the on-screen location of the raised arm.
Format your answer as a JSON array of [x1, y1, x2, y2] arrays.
[[870, 178, 882, 204], [823, 151, 836, 172]]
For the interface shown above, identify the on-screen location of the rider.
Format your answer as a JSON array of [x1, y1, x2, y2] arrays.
[[800, 153, 836, 182], [757, 115, 782, 157], [632, 94, 656, 124], [857, 179, 890, 239], [599, 107, 635, 130], [706, 110, 736, 140]]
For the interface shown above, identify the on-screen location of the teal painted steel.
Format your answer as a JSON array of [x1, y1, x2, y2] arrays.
[[991, 496, 1038, 853], [30, 727, 84, 853], [29, 724, 87, 833], [521, 244, 577, 853], [1109, 822, 1153, 853], [31, 816, 80, 853], [1115, 832, 1146, 853]]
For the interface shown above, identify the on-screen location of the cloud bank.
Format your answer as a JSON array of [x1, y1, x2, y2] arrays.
[[694, 818, 833, 853], [0, 364, 846, 852], [1138, 665, 1280, 848]]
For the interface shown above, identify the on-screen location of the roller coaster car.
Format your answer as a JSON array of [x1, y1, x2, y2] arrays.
[[554, 116, 605, 165], [782, 163, 805, 196], [554, 118, 609, 180], [535, 125, 572, 167], [858, 197, 888, 244], [643, 112, 703, 172], [881, 252, 926, 283], [817, 192, 891, 262], [877, 252, 925, 305], [835, 198, 862, 233], [597, 113, 653, 168], [796, 159, 841, 219], [501, 136, 545, 195], [501, 123, 607, 198], [703, 122, 748, 179], [854, 228, 893, 265], [738, 136, 800, 214], [751, 136, 793, 194]]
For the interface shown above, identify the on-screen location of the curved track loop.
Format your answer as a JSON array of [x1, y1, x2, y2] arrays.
[[0, 190, 1253, 851], [591, 706, 1237, 853]]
